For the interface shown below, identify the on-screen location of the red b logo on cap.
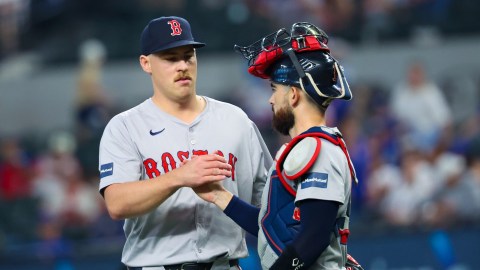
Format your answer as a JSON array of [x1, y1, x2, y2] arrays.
[[168, 20, 182, 36]]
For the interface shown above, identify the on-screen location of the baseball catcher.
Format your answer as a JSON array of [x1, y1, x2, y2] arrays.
[[194, 22, 364, 269]]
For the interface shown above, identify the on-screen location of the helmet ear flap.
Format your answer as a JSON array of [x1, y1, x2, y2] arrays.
[[333, 62, 353, 100], [299, 61, 352, 107], [300, 74, 332, 107]]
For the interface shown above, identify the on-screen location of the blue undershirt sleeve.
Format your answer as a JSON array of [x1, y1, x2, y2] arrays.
[[223, 195, 260, 236]]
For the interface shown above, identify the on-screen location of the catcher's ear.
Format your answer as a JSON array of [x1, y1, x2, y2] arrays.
[[139, 55, 152, 74], [290, 86, 301, 106]]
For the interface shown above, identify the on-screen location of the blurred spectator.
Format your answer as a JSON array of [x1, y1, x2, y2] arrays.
[[243, 0, 355, 35], [32, 130, 103, 241], [361, 0, 395, 44], [364, 83, 402, 164], [421, 135, 480, 228], [74, 39, 113, 180], [390, 60, 452, 154], [365, 153, 402, 222], [0, 0, 29, 59], [75, 39, 110, 137], [419, 136, 467, 228], [304, 0, 355, 33], [426, 136, 466, 194], [0, 136, 37, 241], [339, 113, 371, 212], [381, 145, 436, 227], [0, 137, 33, 199], [461, 136, 480, 221]]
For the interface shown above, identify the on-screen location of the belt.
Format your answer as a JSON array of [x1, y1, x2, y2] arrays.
[[127, 259, 239, 270]]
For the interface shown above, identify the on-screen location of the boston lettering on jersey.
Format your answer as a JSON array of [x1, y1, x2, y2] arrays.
[[143, 149, 238, 180]]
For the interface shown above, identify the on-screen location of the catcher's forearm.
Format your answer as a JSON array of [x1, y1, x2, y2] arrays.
[[223, 195, 260, 236], [271, 200, 339, 269]]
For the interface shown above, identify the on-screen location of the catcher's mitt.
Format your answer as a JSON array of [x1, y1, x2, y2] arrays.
[[346, 254, 364, 270]]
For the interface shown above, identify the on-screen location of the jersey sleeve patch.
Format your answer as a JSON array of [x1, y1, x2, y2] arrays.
[[100, 162, 114, 178], [300, 172, 328, 189], [283, 137, 321, 180]]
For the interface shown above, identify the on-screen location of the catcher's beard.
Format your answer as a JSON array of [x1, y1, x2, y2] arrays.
[[272, 105, 295, 136]]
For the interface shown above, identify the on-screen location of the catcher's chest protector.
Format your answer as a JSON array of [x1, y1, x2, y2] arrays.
[[260, 128, 357, 258]]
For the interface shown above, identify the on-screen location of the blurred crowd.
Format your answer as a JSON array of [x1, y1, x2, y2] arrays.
[[0, 38, 122, 265], [1, 0, 480, 268], [338, 61, 480, 230], [1, 0, 479, 61]]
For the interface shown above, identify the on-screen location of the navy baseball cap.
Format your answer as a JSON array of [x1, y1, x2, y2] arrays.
[[140, 16, 206, 55]]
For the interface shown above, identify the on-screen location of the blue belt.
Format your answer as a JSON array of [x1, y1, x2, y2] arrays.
[[127, 259, 239, 270]]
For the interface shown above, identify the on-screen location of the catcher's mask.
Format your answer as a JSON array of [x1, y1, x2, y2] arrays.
[[235, 22, 352, 107]]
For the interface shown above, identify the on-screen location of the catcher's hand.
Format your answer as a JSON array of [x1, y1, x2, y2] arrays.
[[346, 254, 364, 270]]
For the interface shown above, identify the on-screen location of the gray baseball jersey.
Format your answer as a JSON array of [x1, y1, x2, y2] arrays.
[[257, 126, 354, 270], [99, 97, 272, 268]]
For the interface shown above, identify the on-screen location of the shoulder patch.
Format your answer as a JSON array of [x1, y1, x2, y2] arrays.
[[100, 162, 114, 178], [284, 137, 321, 180], [301, 172, 329, 189]]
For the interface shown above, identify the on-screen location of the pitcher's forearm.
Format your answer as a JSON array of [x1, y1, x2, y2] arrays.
[[104, 174, 181, 219]]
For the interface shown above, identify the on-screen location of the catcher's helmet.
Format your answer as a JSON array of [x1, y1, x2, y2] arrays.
[[235, 22, 352, 108]]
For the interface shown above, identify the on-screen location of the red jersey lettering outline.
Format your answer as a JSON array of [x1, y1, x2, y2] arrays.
[[192, 150, 208, 156], [228, 153, 238, 181], [143, 150, 238, 181], [177, 151, 189, 162], [161, 152, 177, 173], [143, 158, 161, 179]]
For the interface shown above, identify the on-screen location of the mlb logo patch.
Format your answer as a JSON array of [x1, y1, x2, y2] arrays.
[[301, 172, 328, 189], [100, 162, 114, 178]]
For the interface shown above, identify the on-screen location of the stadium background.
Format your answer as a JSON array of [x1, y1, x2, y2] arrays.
[[0, 0, 479, 269]]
